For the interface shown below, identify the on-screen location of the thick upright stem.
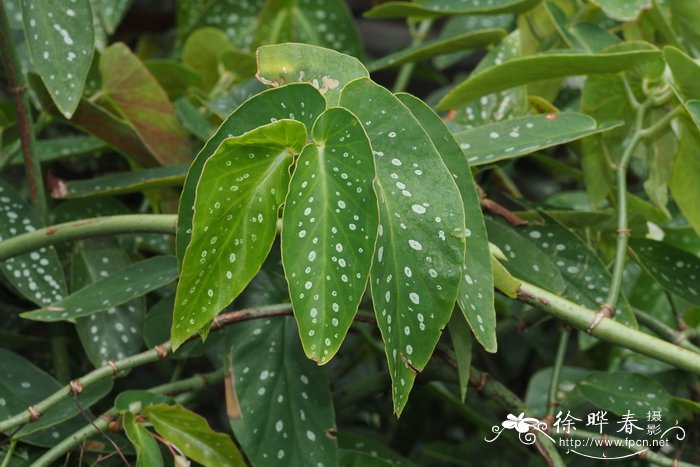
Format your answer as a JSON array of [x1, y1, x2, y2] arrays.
[[0, 3, 46, 220]]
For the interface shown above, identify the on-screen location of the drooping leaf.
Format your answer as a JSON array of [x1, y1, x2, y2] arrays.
[[123, 413, 164, 467], [176, 83, 326, 264], [172, 120, 307, 349], [437, 47, 662, 109], [22, 256, 177, 322], [365, 0, 541, 19], [96, 0, 132, 34], [340, 79, 466, 415], [453, 112, 619, 166], [367, 29, 507, 72], [0, 348, 113, 438], [447, 312, 472, 402], [227, 317, 338, 467], [629, 238, 700, 306], [28, 135, 107, 165], [485, 218, 566, 294], [100, 42, 192, 166], [0, 180, 67, 306], [21, 0, 94, 118], [590, 0, 651, 22], [71, 238, 145, 366], [578, 372, 673, 417], [397, 93, 496, 352], [145, 404, 245, 467], [256, 43, 368, 106], [51, 166, 187, 199], [670, 119, 700, 237], [282, 108, 377, 364]]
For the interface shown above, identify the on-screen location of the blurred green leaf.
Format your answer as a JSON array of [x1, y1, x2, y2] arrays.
[[365, 0, 541, 19], [578, 372, 673, 416], [447, 312, 472, 402], [590, 0, 651, 22], [116, 391, 173, 414], [51, 166, 187, 199], [123, 413, 164, 467]]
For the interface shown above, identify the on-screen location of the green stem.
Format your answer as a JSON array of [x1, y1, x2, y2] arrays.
[[0, 439, 17, 467], [31, 369, 225, 467], [508, 280, 700, 374], [547, 329, 570, 416], [634, 308, 700, 353], [0, 303, 292, 434], [0, 214, 177, 262], [0, 2, 46, 220], [50, 324, 71, 383], [392, 20, 432, 93]]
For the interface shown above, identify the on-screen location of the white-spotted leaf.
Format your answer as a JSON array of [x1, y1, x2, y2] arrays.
[[256, 43, 368, 106], [0, 181, 67, 306], [453, 113, 621, 166], [227, 317, 338, 467], [578, 372, 672, 417], [21, 0, 94, 118], [172, 120, 307, 349], [176, 83, 326, 263], [52, 166, 187, 199], [21, 256, 177, 322], [397, 93, 496, 352], [282, 108, 378, 364], [340, 79, 466, 415]]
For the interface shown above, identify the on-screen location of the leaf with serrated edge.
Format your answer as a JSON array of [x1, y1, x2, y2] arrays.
[[176, 83, 326, 264], [172, 120, 307, 349], [454, 113, 621, 166], [145, 404, 245, 467], [256, 43, 368, 106], [282, 108, 378, 364], [123, 413, 164, 467], [629, 238, 700, 306], [365, 0, 541, 19], [340, 79, 465, 415], [0, 180, 67, 306], [22, 256, 177, 322], [437, 48, 662, 109], [22, 0, 94, 118], [227, 317, 338, 467], [397, 93, 496, 352]]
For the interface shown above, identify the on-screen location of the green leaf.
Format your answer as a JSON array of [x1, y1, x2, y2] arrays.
[[578, 372, 673, 417], [227, 317, 338, 467], [115, 391, 173, 414], [282, 108, 377, 364], [367, 29, 507, 72], [27, 135, 107, 166], [182, 27, 242, 91], [21, 0, 94, 118], [123, 413, 164, 467], [22, 256, 177, 322], [667, 1, 700, 58], [146, 59, 203, 99], [447, 312, 472, 402], [590, 0, 651, 22], [664, 46, 700, 100], [629, 238, 700, 306], [340, 79, 466, 415], [670, 119, 700, 237], [485, 218, 566, 294], [0, 180, 67, 306], [436, 47, 662, 109], [397, 93, 496, 352], [524, 366, 589, 415], [145, 404, 245, 467], [177, 0, 264, 50], [256, 43, 368, 107], [545, 2, 620, 52], [254, 0, 362, 57], [453, 113, 619, 166], [172, 120, 306, 348], [96, 0, 132, 34], [100, 42, 191, 166], [338, 432, 417, 467], [365, 0, 541, 19], [176, 83, 326, 264], [0, 348, 113, 438], [51, 166, 187, 199], [71, 238, 145, 366]]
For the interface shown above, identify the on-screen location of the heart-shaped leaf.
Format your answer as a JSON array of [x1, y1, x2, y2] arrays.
[[340, 79, 465, 415], [282, 107, 378, 364], [123, 413, 164, 467], [397, 93, 496, 352], [144, 404, 245, 467], [227, 317, 338, 467], [365, 0, 541, 19], [21, 0, 94, 118], [22, 256, 177, 322], [176, 83, 326, 263], [172, 120, 307, 349], [51, 166, 187, 199], [437, 47, 662, 109], [629, 237, 700, 306], [0, 180, 67, 306], [256, 43, 368, 106], [578, 372, 672, 417]]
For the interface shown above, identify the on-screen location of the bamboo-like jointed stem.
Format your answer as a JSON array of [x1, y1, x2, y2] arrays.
[[0, 2, 47, 220], [0, 214, 178, 262]]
